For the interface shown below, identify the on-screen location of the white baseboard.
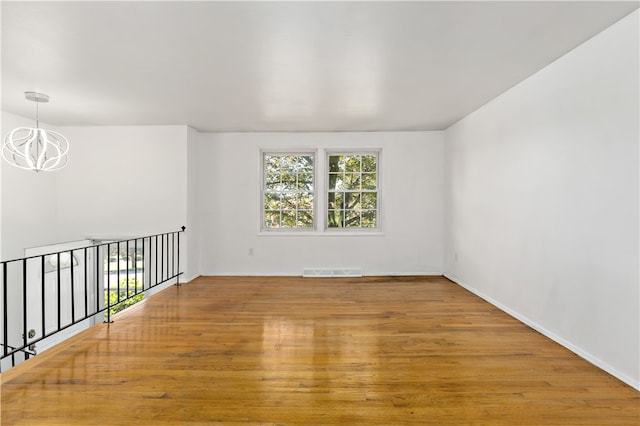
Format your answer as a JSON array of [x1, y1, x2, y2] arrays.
[[444, 273, 640, 391], [199, 272, 302, 277], [367, 271, 443, 276], [180, 273, 200, 283], [202, 271, 443, 277]]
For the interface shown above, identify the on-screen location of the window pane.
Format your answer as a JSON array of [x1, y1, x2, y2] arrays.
[[361, 173, 376, 190], [299, 155, 314, 171], [281, 210, 296, 227], [343, 173, 360, 190], [297, 172, 313, 190], [280, 192, 297, 210], [345, 210, 361, 228], [361, 192, 377, 209], [329, 156, 344, 172], [297, 211, 314, 228], [361, 155, 376, 172], [361, 210, 377, 228], [281, 155, 297, 171], [264, 193, 282, 210], [343, 192, 360, 210], [265, 156, 282, 174], [298, 193, 314, 210], [326, 152, 378, 230], [344, 155, 361, 172], [327, 210, 343, 228], [281, 172, 296, 188], [328, 192, 344, 210], [264, 210, 281, 228], [263, 153, 316, 230], [329, 173, 345, 190], [265, 173, 280, 190]]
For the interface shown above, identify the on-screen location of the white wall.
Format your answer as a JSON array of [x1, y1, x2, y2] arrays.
[[444, 11, 639, 389], [1, 112, 59, 259], [53, 125, 188, 242], [199, 131, 444, 276], [0, 122, 190, 275], [186, 126, 201, 281]]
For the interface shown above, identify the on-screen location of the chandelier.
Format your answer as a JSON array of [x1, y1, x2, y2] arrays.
[[2, 91, 69, 172]]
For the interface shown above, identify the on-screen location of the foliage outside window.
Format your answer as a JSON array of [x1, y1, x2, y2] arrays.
[[105, 278, 144, 318], [327, 153, 378, 229], [104, 247, 145, 318], [263, 153, 315, 229]]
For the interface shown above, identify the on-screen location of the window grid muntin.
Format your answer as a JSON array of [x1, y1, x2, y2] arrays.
[[327, 152, 379, 229], [263, 153, 315, 230]]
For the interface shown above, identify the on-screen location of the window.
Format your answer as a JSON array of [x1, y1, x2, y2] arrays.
[[262, 153, 315, 229], [260, 149, 380, 233], [327, 152, 378, 229]]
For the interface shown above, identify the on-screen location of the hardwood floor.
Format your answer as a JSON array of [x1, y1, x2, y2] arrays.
[[1, 276, 638, 425]]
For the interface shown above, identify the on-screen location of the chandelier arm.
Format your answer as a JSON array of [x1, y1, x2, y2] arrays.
[[46, 130, 70, 154], [41, 135, 62, 170], [36, 129, 48, 170], [24, 132, 38, 170], [5, 128, 31, 158]]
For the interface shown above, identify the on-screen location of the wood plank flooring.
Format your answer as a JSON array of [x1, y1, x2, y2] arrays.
[[1, 276, 638, 425]]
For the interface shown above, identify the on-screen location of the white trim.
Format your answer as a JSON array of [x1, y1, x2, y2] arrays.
[[325, 149, 382, 232], [258, 230, 384, 237], [378, 271, 443, 276], [144, 278, 178, 298], [25, 239, 94, 256], [200, 272, 303, 277], [179, 273, 200, 283], [257, 146, 384, 235], [444, 273, 640, 391], [200, 271, 443, 277], [259, 149, 318, 232]]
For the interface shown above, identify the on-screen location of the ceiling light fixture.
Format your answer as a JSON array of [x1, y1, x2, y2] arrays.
[[2, 91, 69, 172]]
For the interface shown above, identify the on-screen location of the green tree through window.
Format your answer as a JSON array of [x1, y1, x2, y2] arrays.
[[263, 153, 315, 229], [328, 153, 378, 228]]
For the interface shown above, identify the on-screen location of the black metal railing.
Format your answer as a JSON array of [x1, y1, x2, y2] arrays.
[[0, 227, 185, 371]]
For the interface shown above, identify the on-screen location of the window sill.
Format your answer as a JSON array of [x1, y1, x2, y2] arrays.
[[258, 230, 384, 237]]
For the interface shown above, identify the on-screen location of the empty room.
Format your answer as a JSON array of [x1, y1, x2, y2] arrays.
[[0, 1, 638, 424]]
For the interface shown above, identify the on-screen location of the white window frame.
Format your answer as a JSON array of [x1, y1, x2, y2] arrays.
[[325, 149, 381, 232], [260, 149, 318, 232]]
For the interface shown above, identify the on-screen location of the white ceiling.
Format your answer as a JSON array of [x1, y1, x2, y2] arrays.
[[2, 1, 638, 132]]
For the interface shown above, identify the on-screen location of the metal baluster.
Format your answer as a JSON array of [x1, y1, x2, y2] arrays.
[[126, 240, 130, 298], [2, 262, 9, 356], [56, 253, 61, 331], [141, 238, 146, 291], [96, 246, 100, 316], [155, 235, 158, 286], [70, 250, 76, 323], [171, 232, 175, 279], [22, 259, 28, 353], [134, 239, 138, 294], [84, 248, 88, 319], [105, 244, 112, 323], [161, 234, 164, 282], [176, 230, 181, 286], [41, 256, 46, 344]]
